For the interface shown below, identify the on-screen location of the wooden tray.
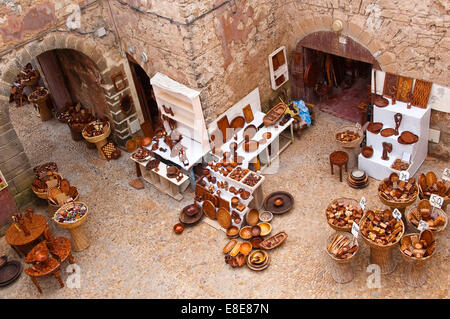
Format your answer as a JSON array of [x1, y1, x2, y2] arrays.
[[263, 103, 287, 127], [179, 206, 203, 225], [380, 128, 396, 137], [202, 200, 216, 220], [398, 131, 419, 145], [264, 191, 294, 214], [242, 104, 254, 123], [367, 122, 383, 134], [217, 207, 231, 229], [411, 79, 432, 109], [0, 260, 22, 287], [217, 115, 230, 143], [259, 232, 288, 250], [396, 76, 413, 102]]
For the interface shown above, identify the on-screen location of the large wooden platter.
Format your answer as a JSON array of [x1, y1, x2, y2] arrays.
[[202, 200, 216, 220], [396, 76, 413, 102], [217, 207, 231, 229], [411, 79, 432, 109], [263, 103, 287, 127]]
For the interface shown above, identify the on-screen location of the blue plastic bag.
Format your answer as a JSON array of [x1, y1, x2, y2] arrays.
[[292, 100, 311, 127]]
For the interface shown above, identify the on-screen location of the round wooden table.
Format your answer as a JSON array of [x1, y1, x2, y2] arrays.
[[5, 214, 47, 257], [330, 151, 348, 182]]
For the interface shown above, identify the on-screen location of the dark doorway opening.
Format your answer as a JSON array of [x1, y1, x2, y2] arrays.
[[127, 54, 160, 138], [302, 48, 372, 123]]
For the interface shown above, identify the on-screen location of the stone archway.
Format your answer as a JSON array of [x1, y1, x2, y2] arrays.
[[0, 32, 132, 207], [290, 30, 382, 102]]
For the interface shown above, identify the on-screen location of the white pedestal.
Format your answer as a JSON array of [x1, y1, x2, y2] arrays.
[[359, 100, 430, 180]]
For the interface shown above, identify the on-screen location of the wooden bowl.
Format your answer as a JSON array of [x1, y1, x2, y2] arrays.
[[245, 209, 259, 226], [141, 136, 152, 147], [239, 226, 253, 240], [259, 211, 273, 223], [248, 250, 267, 265], [231, 197, 240, 208], [226, 226, 239, 238], [362, 146, 373, 158], [173, 223, 184, 234], [273, 197, 284, 207], [239, 242, 253, 256], [251, 225, 261, 237], [258, 222, 272, 236], [184, 204, 199, 217]]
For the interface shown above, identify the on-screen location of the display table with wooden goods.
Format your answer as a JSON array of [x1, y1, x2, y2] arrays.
[[148, 73, 211, 188], [329, 151, 348, 182], [131, 153, 190, 201], [359, 209, 405, 274], [399, 231, 436, 287], [5, 212, 47, 257], [28, 87, 52, 121], [24, 242, 64, 294], [326, 232, 359, 283], [82, 120, 111, 159], [406, 199, 447, 235], [53, 202, 89, 252], [358, 85, 431, 180]]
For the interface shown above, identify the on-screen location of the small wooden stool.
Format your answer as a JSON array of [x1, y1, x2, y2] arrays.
[[330, 151, 348, 182]]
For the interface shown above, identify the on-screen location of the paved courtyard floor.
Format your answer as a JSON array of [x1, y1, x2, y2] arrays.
[[1, 104, 448, 298]]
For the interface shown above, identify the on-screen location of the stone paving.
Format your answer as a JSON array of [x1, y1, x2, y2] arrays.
[[0, 104, 448, 299]]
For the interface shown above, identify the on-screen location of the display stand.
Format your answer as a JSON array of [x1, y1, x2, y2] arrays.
[[132, 157, 190, 201], [359, 98, 431, 180]]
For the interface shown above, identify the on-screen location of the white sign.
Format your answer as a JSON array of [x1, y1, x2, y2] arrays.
[[401, 152, 411, 163], [359, 197, 367, 211], [399, 170, 410, 182], [351, 222, 360, 238], [392, 208, 402, 221], [429, 194, 444, 209], [442, 168, 450, 182], [418, 220, 429, 231]]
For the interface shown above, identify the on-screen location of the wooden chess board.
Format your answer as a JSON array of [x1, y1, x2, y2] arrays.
[[101, 142, 116, 161]]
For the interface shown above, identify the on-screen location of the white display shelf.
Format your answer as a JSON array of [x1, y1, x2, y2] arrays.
[[156, 90, 194, 113], [359, 96, 431, 180]]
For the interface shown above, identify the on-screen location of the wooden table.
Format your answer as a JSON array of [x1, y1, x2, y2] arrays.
[[330, 151, 348, 182], [5, 214, 47, 257]]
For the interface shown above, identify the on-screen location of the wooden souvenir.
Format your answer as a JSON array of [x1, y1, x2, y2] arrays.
[[394, 113, 402, 136], [111, 72, 126, 92], [219, 197, 230, 210], [173, 223, 184, 234], [223, 240, 237, 254], [217, 115, 231, 143], [382, 142, 393, 161], [383, 73, 399, 99], [202, 200, 216, 220], [245, 209, 259, 226], [380, 128, 396, 137], [226, 226, 239, 238], [162, 105, 174, 116], [101, 142, 117, 161], [362, 146, 373, 158], [398, 131, 419, 145], [242, 104, 254, 123], [263, 103, 287, 127], [60, 179, 70, 195], [411, 79, 432, 109], [179, 206, 202, 225], [367, 122, 383, 134], [239, 226, 253, 240], [258, 222, 272, 236], [396, 76, 414, 102], [239, 242, 252, 256], [217, 208, 231, 229], [264, 191, 294, 214], [230, 116, 245, 132], [126, 139, 138, 153], [243, 124, 257, 140], [259, 232, 288, 250]]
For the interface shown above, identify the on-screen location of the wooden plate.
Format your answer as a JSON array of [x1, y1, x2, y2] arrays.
[[230, 116, 245, 131], [367, 122, 383, 134], [202, 200, 216, 220], [179, 206, 203, 225], [242, 104, 254, 123], [60, 179, 70, 195], [217, 207, 231, 228], [380, 128, 396, 137], [398, 131, 418, 144], [264, 191, 294, 214]]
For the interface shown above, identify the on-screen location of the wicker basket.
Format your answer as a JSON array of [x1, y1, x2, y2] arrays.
[[46, 186, 80, 218], [53, 201, 88, 229], [82, 121, 111, 144], [325, 197, 361, 232], [405, 204, 447, 234], [31, 172, 63, 200], [418, 185, 450, 210], [334, 125, 364, 149], [326, 231, 359, 283]]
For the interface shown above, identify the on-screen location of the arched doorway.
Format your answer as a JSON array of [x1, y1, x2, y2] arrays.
[[0, 33, 127, 207], [290, 31, 381, 123]]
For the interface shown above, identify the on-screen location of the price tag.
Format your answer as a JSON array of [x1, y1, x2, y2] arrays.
[[359, 197, 366, 211], [399, 170, 410, 182], [418, 220, 429, 231], [429, 194, 444, 209], [392, 208, 402, 221], [401, 152, 411, 163], [351, 222, 360, 238], [442, 168, 450, 182]]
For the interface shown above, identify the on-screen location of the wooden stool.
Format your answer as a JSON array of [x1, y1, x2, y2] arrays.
[[330, 151, 348, 182], [43, 226, 74, 264], [24, 242, 64, 294]]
